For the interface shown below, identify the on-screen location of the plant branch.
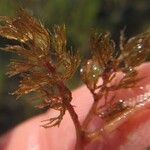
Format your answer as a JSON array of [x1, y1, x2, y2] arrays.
[[45, 61, 83, 150]]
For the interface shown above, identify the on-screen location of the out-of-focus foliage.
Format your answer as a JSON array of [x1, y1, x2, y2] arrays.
[[0, 0, 149, 135]]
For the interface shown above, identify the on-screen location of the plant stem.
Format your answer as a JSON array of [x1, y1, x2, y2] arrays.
[[45, 61, 83, 149], [63, 99, 84, 150], [82, 90, 103, 130]]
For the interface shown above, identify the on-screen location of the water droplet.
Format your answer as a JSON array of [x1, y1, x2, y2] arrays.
[[80, 59, 104, 88], [38, 55, 44, 58], [55, 34, 58, 38], [138, 38, 143, 43], [137, 44, 142, 49], [93, 64, 98, 71], [80, 68, 83, 73], [92, 74, 96, 78]]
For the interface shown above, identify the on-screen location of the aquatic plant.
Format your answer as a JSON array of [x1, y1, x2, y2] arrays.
[[0, 9, 149, 149]]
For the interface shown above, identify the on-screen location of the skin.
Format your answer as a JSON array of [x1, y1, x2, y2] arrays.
[[0, 63, 150, 150]]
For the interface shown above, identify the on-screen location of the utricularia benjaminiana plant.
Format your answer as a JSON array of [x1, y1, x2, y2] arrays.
[[0, 10, 150, 150]]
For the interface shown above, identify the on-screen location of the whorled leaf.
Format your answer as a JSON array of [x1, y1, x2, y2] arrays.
[[41, 106, 66, 127], [0, 10, 79, 128], [12, 72, 55, 99], [90, 32, 115, 69], [80, 32, 115, 90], [80, 59, 103, 90], [0, 45, 35, 59], [52, 25, 81, 80], [0, 9, 50, 58], [81, 30, 150, 113], [7, 59, 35, 77], [122, 30, 150, 68]]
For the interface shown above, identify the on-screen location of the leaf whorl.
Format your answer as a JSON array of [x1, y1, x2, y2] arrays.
[[0, 9, 80, 127]]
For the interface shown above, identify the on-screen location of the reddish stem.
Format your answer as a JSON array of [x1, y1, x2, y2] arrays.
[[63, 99, 84, 150], [45, 61, 83, 149]]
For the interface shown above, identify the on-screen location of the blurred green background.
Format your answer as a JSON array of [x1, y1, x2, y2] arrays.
[[0, 0, 149, 135]]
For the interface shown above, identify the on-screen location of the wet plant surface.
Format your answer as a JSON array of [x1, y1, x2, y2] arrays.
[[0, 9, 150, 149]]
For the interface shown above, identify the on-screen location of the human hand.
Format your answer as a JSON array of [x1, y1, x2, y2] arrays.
[[0, 63, 150, 150]]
